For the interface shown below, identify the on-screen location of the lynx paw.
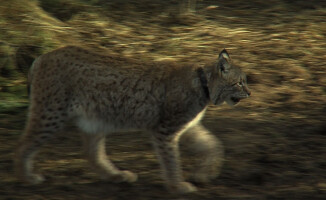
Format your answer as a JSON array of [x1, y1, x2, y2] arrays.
[[168, 181, 197, 194], [190, 164, 221, 183], [22, 173, 45, 185], [190, 171, 215, 183], [107, 170, 138, 183]]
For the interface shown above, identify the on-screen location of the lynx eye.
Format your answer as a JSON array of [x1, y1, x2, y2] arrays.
[[232, 82, 243, 87]]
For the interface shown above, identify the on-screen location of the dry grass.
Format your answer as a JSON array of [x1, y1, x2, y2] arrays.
[[0, 0, 325, 199]]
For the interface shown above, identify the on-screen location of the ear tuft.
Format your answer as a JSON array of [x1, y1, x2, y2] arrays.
[[218, 49, 231, 73], [219, 49, 230, 61]]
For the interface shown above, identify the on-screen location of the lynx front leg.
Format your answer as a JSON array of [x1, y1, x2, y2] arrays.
[[180, 124, 224, 183], [152, 133, 197, 194], [82, 133, 137, 183]]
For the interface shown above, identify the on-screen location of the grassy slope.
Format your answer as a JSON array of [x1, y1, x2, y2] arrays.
[[1, 0, 325, 118], [0, 0, 326, 199]]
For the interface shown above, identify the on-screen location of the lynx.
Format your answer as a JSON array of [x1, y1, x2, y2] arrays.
[[15, 46, 250, 194]]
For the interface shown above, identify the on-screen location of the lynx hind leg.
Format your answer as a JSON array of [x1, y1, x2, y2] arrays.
[[180, 124, 224, 183], [82, 133, 137, 183], [152, 132, 197, 194], [15, 111, 67, 184]]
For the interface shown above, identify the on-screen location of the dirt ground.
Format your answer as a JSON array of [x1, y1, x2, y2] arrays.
[[0, 0, 326, 199]]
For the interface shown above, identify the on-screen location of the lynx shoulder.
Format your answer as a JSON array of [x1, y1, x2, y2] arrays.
[[15, 46, 250, 194]]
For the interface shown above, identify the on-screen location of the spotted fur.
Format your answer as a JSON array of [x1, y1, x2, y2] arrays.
[[15, 46, 250, 194]]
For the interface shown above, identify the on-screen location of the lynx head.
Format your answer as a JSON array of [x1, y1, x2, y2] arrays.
[[206, 49, 251, 106]]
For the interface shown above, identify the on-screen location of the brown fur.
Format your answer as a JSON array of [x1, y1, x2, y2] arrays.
[[15, 46, 250, 194]]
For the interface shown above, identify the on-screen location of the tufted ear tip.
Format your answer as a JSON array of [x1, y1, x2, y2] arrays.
[[217, 49, 231, 73], [219, 49, 230, 61]]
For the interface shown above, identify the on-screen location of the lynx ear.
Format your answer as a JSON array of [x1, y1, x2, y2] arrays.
[[219, 49, 230, 61], [218, 49, 231, 73]]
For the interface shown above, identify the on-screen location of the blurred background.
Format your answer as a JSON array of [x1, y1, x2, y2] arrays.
[[0, 0, 325, 199]]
